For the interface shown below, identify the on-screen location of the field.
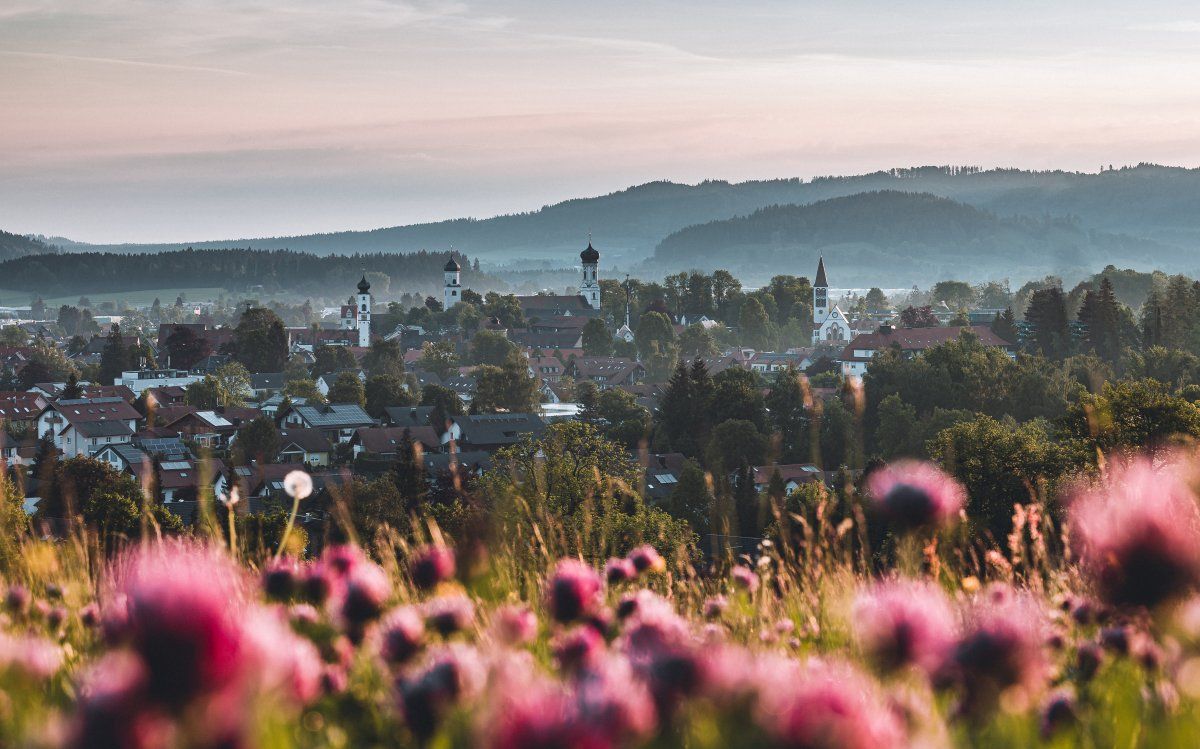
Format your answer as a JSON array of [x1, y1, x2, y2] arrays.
[[3, 450, 1200, 748]]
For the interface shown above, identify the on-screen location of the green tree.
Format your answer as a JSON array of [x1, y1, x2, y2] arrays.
[[487, 422, 694, 563], [348, 476, 411, 541], [929, 415, 1065, 538], [482, 293, 527, 329], [739, 297, 771, 349], [162, 324, 211, 370], [666, 459, 713, 535], [362, 338, 406, 379], [678, 324, 719, 359], [931, 280, 975, 309], [1061, 379, 1200, 459], [418, 341, 459, 379], [471, 352, 539, 414], [212, 362, 250, 407], [706, 419, 767, 474], [233, 308, 289, 373], [766, 367, 811, 462], [390, 429, 427, 505], [233, 415, 281, 465], [581, 318, 614, 357], [328, 371, 366, 406], [635, 311, 676, 360], [312, 346, 358, 378], [709, 368, 767, 433], [365, 374, 412, 419], [991, 308, 1018, 343], [283, 378, 326, 404], [1024, 287, 1070, 360], [470, 330, 519, 366], [421, 384, 466, 433]]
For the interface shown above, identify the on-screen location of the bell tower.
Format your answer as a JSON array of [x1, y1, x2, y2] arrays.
[[443, 256, 462, 310], [580, 239, 600, 311], [356, 274, 372, 347]]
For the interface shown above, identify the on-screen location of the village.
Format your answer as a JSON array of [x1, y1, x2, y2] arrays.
[[0, 243, 1020, 531]]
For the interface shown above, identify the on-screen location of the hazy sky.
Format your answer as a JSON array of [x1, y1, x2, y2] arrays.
[[3, 0, 1200, 243]]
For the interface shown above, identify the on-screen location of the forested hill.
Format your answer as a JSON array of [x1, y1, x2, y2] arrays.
[[0, 230, 57, 261], [0, 248, 484, 299], [652, 191, 1183, 286], [56, 165, 1200, 267]]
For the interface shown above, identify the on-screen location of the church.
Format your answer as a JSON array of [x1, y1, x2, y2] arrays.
[[443, 241, 604, 320], [811, 257, 852, 345], [337, 275, 373, 347]]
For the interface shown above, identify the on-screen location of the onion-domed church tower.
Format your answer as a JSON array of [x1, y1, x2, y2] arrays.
[[580, 241, 600, 310]]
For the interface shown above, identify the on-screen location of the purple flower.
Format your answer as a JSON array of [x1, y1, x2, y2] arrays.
[[5, 583, 29, 615], [399, 645, 485, 741], [67, 654, 172, 749], [867, 460, 965, 532], [703, 596, 728, 620], [628, 545, 666, 575], [423, 593, 476, 636], [552, 625, 605, 673], [852, 580, 956, 675], [491, 604, 538, 647], [262, 557, 299, 601], [758, 658, 904, 749], [948, 585, 1049, 715], [0, 633, 62, 680], [340, 561, 392, 630], [1040, 689, 1078, 739], [378, 606, 425, 665], [241, 608, 323, 705], [1071, 457, 1200, 609], [731, 565, 759, 593], [107, 542, 245, 711], [605, 557, 636, 585], [546, 559, 603, 624], [410, 544, 456, 591]]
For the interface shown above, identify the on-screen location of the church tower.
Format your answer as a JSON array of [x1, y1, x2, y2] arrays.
[[580, 241, 600, 310], [813, 256, 829, 325], [356, 275, 372, 347], [443, 256, 462, 310]]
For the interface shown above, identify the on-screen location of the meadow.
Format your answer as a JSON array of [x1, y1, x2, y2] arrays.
[[1, 452, 1199, 748]]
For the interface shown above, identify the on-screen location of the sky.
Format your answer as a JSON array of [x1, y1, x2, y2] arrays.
[[3, 0, 1200, 244]]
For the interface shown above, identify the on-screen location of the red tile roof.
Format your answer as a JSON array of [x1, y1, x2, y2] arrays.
[[840, 325, 1011, 362]]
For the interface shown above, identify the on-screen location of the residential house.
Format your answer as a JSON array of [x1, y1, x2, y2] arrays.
[[443, 413, 546, 452], [0, 391, 48, 434], [567, 357, 644, 390], [278, 403, 374, 443], [316, 369, 365, 397], [527, 355, 565, 383], [113, 369, 203, 394], [838, 325, 1015, 377], [643, 452, 689, 505], [39, 397, 141, 457], [383, 405, 436, 428], [159, 410, 237, 449], [750, 464, 826, 494], [276, 428, 334, 467], [350, 426, 442, 460], [249, 373, 286, 398]]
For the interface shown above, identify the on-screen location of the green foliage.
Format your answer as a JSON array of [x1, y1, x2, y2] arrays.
[[471, 351, 539, 414], [234, 415, 281, 466], [929, 415, 1067, 538], [312, 345, 358, 379], [1061, 379, 1200, 459], [581, 318, 614, 357], [364, 374, 413, 419], [233, 307, 289, 373], [361, 338, 406, 379], [283, 378, 326, 404], [418, 341, 459, 379], [469, 330, 518, 367], [327, 371, 366, 407]]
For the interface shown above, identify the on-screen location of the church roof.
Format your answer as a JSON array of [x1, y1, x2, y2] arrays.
[[814, 257, 828, 288], [444, 257, 461, 272], [357, 275, 371, 293], [580, 243, 599, 264]]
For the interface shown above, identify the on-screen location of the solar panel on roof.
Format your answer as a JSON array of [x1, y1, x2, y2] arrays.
[[160, 461, 190, 471]]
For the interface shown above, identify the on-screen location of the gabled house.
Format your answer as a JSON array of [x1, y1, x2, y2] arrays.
[[567, 357, 645, 390], [383, 405, 436, 428], [350, 426, 442, 460], [276, 428, 334, 467], [316, 369, 365, 397], [443, 413, 546, 452], [749, 464, 826, 494], [643, 452, 689, 505], [838, 325, 1016, 377], [159, 410, 237, 449], [0, 391, 48, 434], [278, 403, 374, 443], [39, 397, 141, 457]]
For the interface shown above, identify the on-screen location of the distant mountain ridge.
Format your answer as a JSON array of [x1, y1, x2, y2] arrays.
[[53, 165, 1200, 267], [0, 230, 57, 261], [652, 191, 1179, 285]]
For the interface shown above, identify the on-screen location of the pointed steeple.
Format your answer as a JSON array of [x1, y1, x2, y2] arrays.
[[814, 256, 828, 288]]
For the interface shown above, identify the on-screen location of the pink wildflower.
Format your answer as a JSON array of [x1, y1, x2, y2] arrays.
[[410, 544, 456, 591], [731, 565, 759, 593], [423, 593, 476, 636], [852, 580, 957, 675], [628, 545, 666, 575], [491, 604, 538, 647], [605, 557, 636, 585], [867, 460, 965, 532], [378, 606, 426, 665], [546, 559, 603, 624], [948, 585, 1050, 715], [552, 625, 605, 673]]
